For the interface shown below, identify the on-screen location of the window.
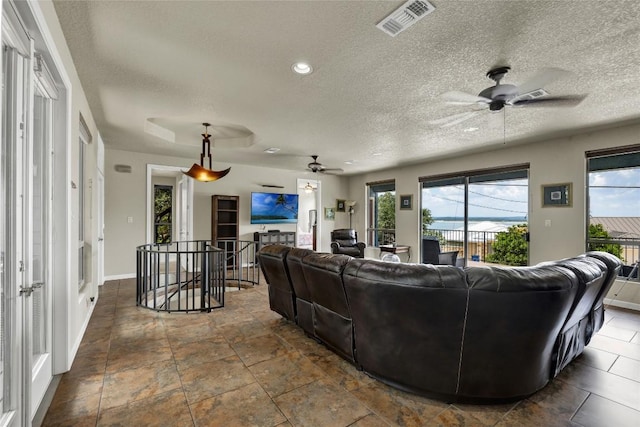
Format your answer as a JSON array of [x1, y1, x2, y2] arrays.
[[366, 181, 395, 246], [420, 166, 529, 266], [154, 185, 173, 244], [587, 147, 640, 280]]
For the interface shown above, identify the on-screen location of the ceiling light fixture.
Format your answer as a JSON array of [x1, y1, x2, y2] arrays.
[[304, 182, 315, 193], [264, 147, 280, 154], [292, 62, 313, 75], [183, 123, 231, 182]]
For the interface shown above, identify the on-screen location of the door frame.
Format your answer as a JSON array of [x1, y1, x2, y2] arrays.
[[146, 164, 193, 244]]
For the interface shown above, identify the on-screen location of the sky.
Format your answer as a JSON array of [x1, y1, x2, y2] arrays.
[[589, 168, 640, 217], [422, 178, 528, 218], [420, 168, 640, 218]]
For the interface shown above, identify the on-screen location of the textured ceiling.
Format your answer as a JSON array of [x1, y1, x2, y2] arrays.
[[53, 0, 640, 175]]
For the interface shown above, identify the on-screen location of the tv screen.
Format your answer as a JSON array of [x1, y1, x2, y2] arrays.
[[251, 192, 299, 224]]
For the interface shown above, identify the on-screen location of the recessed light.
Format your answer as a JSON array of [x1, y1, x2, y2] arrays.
[[463, 127, 479, 132], [372, 152, 382, 156], [292, 62, 313, 75], [344, 160, 357, 165], [264, 147, 280, 154]]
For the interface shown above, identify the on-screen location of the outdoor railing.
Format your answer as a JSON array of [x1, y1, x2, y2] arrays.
[[136, 240, 225, 312], [588, 237, 639, 281], [424, 228, 501, 262], [367, 228, 396, 246]]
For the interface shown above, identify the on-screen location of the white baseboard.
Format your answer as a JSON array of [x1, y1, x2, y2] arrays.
[[104, 273, 135, 282], [604, 298, 640, 312]]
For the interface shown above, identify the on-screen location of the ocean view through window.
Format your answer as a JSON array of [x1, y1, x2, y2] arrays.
[[421, 166, 529, 266]]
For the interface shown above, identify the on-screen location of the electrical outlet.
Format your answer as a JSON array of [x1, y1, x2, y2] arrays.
[[127, 216, 133, 223], [545, 219, 552, 227]]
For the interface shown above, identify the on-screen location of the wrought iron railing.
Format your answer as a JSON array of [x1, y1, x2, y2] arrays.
[[136, 240, 225, 312], [214, 239, 261, 289]]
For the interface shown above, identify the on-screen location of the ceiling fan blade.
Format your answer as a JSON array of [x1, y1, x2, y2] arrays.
[[320, 167, 344, 174], [511, 94, 587, 108], [442, 91, 491, 105], [429, 111, 480, 128], [515, 67, 573, 96]]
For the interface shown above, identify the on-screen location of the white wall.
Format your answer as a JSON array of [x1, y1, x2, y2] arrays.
[[105, 149, 348, 276], [347, 123, 640, 308]]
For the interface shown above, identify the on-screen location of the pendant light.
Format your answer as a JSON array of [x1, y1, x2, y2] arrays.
[[183, 123, 231, 182]]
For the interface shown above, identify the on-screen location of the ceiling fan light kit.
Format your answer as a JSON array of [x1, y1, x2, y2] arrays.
[[433, 66, 587, 128], [307, 155, 344, 174], [183, 123, 231, 182]]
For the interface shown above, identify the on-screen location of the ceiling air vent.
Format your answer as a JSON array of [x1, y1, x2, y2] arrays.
[[376, 0, 435, 37]]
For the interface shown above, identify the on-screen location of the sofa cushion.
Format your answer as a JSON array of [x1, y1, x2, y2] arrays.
[[257, 244, 295, 321], [459, 264, 579, 400], [343, 259, 469, 397]]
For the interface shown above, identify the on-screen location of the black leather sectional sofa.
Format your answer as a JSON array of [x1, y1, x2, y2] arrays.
[[257, 245, 621, 403]]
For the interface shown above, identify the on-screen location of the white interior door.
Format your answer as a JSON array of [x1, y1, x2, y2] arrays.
[[2, 4, 58, 424], [296, 179, 320, 250], [29, 75, 56, 420], [1, 37, 28, 427], [97, 170, 104, 285]]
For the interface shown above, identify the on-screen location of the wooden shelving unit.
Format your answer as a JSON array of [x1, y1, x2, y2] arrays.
[[211, 195, 239, 242]]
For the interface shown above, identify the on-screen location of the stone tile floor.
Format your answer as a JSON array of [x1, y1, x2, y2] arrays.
[[42, 278, 640, 426]]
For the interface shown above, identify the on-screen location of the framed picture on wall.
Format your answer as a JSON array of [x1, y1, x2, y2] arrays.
[[324, 207, 335, 220], [336, 199, 346, 212], [542, 183, 572, 207], [399, 194, 413, 210]]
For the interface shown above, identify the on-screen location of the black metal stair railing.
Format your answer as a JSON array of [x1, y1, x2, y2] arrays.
[[214, 239, 261, 289], [136, 240, 226, 312]]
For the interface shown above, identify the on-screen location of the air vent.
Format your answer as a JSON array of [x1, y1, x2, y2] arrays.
[[512, 88, 549, 103], [376, 0, 435, 37], [114, 164, 132, 173]]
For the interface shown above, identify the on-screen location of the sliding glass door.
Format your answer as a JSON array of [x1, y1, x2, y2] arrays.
[[421, 167, 529, 266]]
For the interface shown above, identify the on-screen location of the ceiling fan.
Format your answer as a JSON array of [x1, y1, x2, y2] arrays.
[[430, 66, 587, 128], [307, 155, 343, 174]]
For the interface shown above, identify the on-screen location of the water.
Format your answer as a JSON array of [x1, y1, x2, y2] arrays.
[[429, 219, 526, 231]]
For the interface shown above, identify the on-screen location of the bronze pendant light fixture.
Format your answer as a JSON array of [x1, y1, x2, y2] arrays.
[[183, 122, 231, 182]]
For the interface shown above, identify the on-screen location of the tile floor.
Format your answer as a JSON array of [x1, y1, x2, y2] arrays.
[[42, 278, 640, 426]]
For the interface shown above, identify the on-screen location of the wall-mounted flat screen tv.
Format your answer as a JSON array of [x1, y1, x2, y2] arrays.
[[251, 192, 299, 224]]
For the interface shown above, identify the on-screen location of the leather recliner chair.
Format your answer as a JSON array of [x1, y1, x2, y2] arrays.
[[256, 244, 295, 321], [330, 229, 366, 258]]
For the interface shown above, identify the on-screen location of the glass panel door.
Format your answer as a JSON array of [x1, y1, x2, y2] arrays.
[[467, 173, 528, 266], [1, 43, 26, 427], [422, 169, 529, 266], [29, 88, 53, 421], [422, 177, 465, 261]]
